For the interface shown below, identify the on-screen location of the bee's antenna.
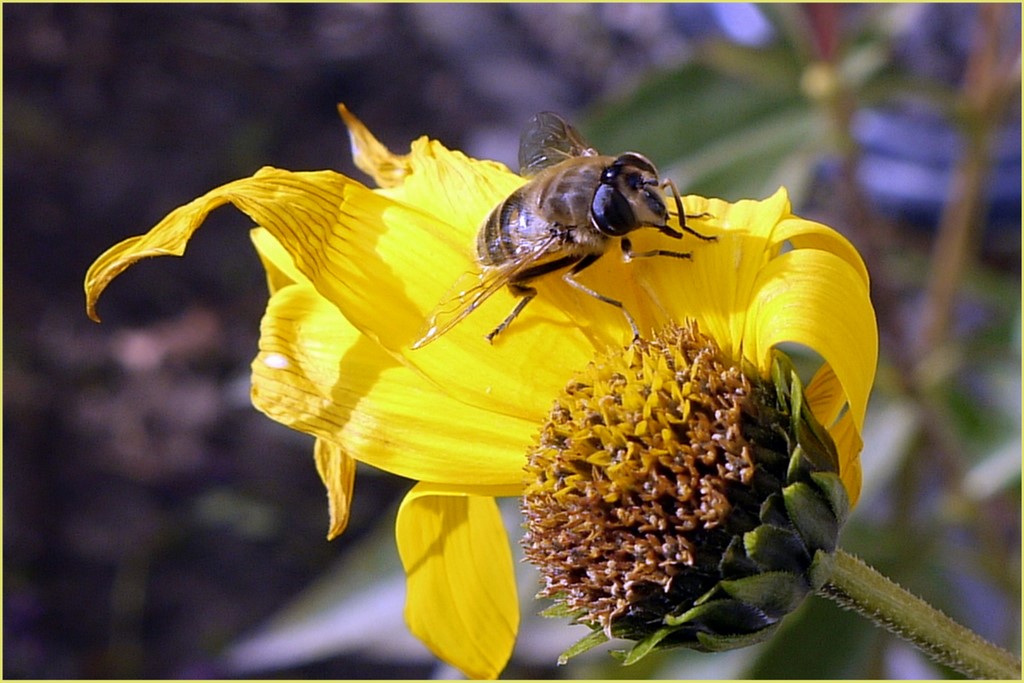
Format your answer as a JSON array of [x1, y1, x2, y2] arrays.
[[662, 178, 716, 242]]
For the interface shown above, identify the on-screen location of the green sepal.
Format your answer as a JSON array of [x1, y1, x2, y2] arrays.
[[745, 524, 810, 574], [557, 628, 609, 665], [665, 597, 772, 633], [786, 444, 813, 485], [759, 491, 791, 528], [794, 379, 842, 474], [808, 548, 837, 591], [540, 600, 586, 620], [750, 433, 790, 472], [783, 481, 839, 553], [771, 350, 840, 476], [717, 571, 812, 618], [611, 570, 811, 664], [795, 413, 841, 474], [694, 622, 781, 651], [810, 470, 850, 526], [786, 364, 805, 431], [720, 534, 760, 576], [620, 624, 679, 665], [692, 581, 722, 608], [769, 350, 797, 412]]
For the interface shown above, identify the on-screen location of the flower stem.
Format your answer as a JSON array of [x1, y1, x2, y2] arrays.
[[820, 549, 1021, 679]]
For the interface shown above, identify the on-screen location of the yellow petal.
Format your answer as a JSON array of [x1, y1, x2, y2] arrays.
[[337, 105, 632, 383], [396, 483, 518, 679], [827, 411, 863, 506], [637, 190, 790, 360], [235, 166, 593, 420], [332, 120, 606, 416], [338, 102, 520, 220], [250, 227, 307, 294], [806, 362, 846, 429], [805, 362, 863, 505], [772, 215, 870, 289], [313, 437, 356, 541], [743, 248, 878, 439], [84, 163, 587, 419], [720, 186, 792, 240], [251, 282, 530, 490], [378, 136, 522, 237]]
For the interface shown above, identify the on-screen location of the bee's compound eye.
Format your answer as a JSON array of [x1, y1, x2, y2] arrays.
[[592, 184, 638, 236]]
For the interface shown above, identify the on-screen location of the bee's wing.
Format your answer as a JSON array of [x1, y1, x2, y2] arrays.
[[518, 112, 598, 177], [412, 233, 563, 349]]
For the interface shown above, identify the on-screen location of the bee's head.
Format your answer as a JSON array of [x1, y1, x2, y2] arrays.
[[591, 153, 669, 236]]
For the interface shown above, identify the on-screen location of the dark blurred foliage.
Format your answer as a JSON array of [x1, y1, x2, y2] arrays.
[[3, 3, 1020, 680]]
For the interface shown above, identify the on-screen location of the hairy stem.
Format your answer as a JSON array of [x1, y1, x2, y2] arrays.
[[820, 549, 1020, 679]]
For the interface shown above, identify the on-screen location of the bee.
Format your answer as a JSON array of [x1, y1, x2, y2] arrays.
[[411, 111, 715, 349]]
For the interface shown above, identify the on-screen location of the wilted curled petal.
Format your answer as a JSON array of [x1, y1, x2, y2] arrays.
[[313, 438, 357, 541], [84, 167, 340, 322], [337, 103, 413, 188]]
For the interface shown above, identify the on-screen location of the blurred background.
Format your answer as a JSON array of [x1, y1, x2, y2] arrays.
[[4, 4, 1020, 679]]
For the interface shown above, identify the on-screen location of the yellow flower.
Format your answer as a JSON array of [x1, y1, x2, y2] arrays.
[[84, 104, 877, 678]]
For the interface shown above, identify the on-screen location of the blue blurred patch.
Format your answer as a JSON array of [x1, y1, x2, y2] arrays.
[[853, 105, 1020, 232]]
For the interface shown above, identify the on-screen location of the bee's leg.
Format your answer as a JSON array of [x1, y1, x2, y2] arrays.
[[662, 178, 716, 241], [486, 284, 536, 343], [487, 254, 583, 343], [621, 237, 692, 262], [563, 254, 641, 340]]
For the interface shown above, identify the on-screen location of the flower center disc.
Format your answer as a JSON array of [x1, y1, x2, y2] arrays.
[[522, 321, 758, 632]]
